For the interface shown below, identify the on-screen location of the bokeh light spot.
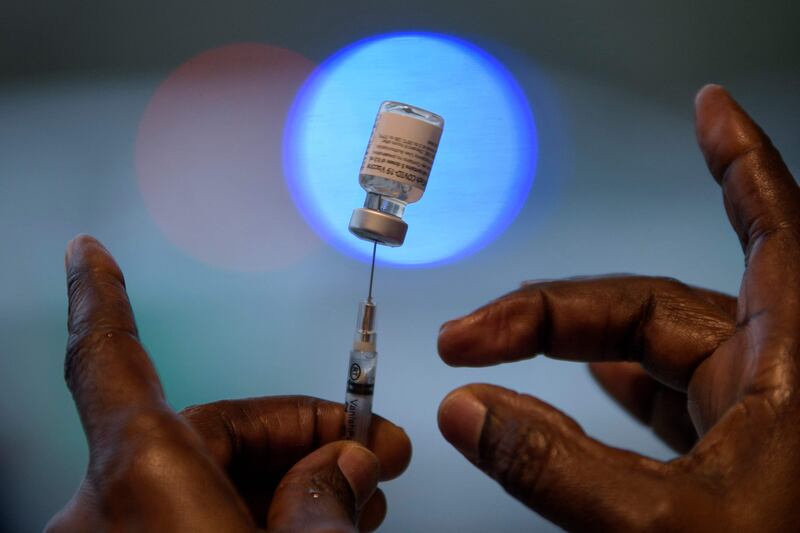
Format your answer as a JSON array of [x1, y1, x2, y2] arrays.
[[284, 32, 537, 267], [136, 43, 320, 272]]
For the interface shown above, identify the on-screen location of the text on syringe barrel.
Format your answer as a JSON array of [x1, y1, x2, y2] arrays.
[[344, 349, 377, 444]]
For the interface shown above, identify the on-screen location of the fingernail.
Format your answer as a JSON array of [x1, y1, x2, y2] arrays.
[[65, 234, 95, 265], [695, 83, 729, 105], [337, 445, 378, 508], [438, 391, 487, 461], [65, 237, 77, 264], [439, 315, 473, 340], [439, 318, 459, 334]]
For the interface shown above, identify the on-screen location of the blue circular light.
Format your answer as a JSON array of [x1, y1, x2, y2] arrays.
[[284, 32, 537, 267]]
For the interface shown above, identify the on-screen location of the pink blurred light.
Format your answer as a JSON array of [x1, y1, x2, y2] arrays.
[[136, 43, 320, 271]]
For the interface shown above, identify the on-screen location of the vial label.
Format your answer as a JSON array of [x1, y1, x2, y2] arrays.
[[360, 112, 443, 192]]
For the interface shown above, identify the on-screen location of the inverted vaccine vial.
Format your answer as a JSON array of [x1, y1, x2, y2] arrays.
[[349, 101, 444, 247]]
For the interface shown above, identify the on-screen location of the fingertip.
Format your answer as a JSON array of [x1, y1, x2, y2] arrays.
[[437, 314, 482, 366], [65, 238, 75, 265], [438, 318, 455, 334], [439, 294, 543, 367], [437, 388, 487, 462], [268, 441, 377, 530], [436, 323, 460, 365], [66, 234, 104, 261], [694, 83, 729, 137], [357, 489, 387, 532], [692, 83, 768, 180], [370, 418, 412, 480], [694, 83, 727, 108], [66, 234, 90, 266], [337, 444, 379, 509], [65, 234, 119, 276]]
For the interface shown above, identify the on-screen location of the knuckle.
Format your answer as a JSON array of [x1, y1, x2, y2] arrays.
[[177, 403, 205, 420], [63, 328, 109, 392], [96, 410, 194, 494], [495, 289, 551, 357], [179, 399, 242, 444], [624, 495, 677, 533], [120, 408, 181, 438], [482, 419, 554, 501], [286, 395, 321, 415], [64, 330, 93, 392], [100, 443, 184, 507], [179, 398, 233, 422], [64, 328, 138, 391]]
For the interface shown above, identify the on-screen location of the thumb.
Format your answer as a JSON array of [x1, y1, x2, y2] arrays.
[[438, 384, 697, 531], [267, 441, 379, 532]]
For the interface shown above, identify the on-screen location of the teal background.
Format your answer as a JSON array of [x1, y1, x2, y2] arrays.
[[1, 1, 798, 531]]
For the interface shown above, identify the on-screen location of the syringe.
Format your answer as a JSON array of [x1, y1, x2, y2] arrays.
[[344, 242, 378, 444], [343, 102, 442, 443]]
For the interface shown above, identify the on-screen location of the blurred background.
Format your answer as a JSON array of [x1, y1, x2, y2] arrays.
[[1, 1, 798, 531]]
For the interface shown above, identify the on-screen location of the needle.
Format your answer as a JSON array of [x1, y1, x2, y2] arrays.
[[367, 241, 377, 302]]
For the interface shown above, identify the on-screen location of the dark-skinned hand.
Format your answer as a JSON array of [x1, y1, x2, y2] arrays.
[[437, 85, 800, 531], [45, 236, 411, 532]]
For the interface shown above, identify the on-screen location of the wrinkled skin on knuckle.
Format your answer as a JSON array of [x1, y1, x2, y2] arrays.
[[623, 499, 678, 533], [595, 474, 693, 533], [180, 398, 267, 472], [91, 409, 198, 499], [495, 295, 541, 361], [638, 282, 735, 389], [64, 329, 108, 394], [65, 258, 136, 336], [64, 328, 146, 396], [180, 399, 240, 440], [478, 412, 554, 503]]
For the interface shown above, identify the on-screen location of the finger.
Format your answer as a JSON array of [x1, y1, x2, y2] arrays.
[[266, 442, 378, 533], [589, 362, 697, 453], [695, 85, 800, 328], [438, 384, 709, 531], [438, 276, 735, 389], [64, 235, 166, 446], [357, 489, 386, 532], [181, 396, 412, 482]]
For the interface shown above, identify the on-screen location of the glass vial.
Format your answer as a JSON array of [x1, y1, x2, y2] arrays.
[[349, 101, 444, 247]]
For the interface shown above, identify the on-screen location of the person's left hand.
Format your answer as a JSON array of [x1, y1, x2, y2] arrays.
[[45, 235, 412, 532], [434, 86, 800, 531]]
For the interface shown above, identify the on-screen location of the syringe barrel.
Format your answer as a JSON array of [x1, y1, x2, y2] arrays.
[[344, 348, 377, 444], [344, 300, 378, 444]]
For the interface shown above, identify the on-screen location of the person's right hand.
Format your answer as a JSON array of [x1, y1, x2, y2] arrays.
[[437, 85, 800, 531], [46, 235, 411, 532]]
